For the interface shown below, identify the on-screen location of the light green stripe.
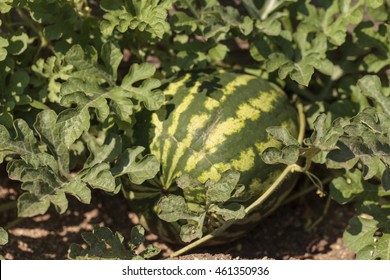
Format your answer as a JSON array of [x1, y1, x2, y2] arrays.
[[204, 117, 244, 153], [150, 113, 163, 160], [248, 90, 279, 112], [165, 113, 209, 185], [220, 75, 256, 102], [185, 152, 206, 173], [198, 166, 222, 183], [160, 140, 172, 186], [205, 98, 220, 110], [236, 103, 261, 121], [167, 81, 200, 136], [164, 74, 191, 97], [231, 147, 255, 172], [203, 89, 277, 154], [254, 135, 280, 153]]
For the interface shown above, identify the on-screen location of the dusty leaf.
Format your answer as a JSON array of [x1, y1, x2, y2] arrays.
[[79, 163, 116, 192], [68, 226, 159, 260], [17, 193, 51, 217], [357, 233, 390, 260], [209, 203, 245, 220], [110, 147, 160, 184], [262, 145, 299, 165], [343, 217, 378, 255], [206, 170, 240, 203], [0, 227, 8, 246], [180, 219, 204, 243], [156, 195, 194, 222], [266, 126, 299, 146]]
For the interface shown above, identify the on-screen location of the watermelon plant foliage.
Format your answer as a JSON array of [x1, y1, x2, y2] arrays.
[[0, 226, 7, 260], [156, 170, 247, 243], [68, 225, 160, 260], [0, 0, 390, 259]]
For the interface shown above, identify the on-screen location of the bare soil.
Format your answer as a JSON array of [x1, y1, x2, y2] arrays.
[[0, 173, 355, 260]]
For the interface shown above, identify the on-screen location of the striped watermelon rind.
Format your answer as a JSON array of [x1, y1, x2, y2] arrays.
[[123, 70, 299, 245]]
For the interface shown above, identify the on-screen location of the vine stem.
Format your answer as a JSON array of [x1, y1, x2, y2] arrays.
[[259, 0, 277, 20], [280, 176, 333, 206], [169, 100, 306, 258], [16, 8, 46, 46], [15, 7, 54, 59], [5, 218, 24, 230], [296, 101, 305, 145], [0, 201, 17, 212], [183, 0, 200, 19], [306, 193, 332, 231], [241, 0, 262, 20]]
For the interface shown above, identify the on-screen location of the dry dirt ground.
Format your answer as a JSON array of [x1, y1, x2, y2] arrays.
[[0, 170, 355, 260]]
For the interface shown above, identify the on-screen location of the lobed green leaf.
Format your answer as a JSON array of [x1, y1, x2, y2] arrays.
[[100, 0, 172, 39], [79, 163, 116, 192], [343, 217, 379, 255], [157, 195, 195, 222], [358, 75, 390, 116], [206, 170, 240, 204], [68, 226, 160, 260], [157, 170, 247, 242], [0, 36, 8, 61], [58, 44, 163, 147], [0, 227, 9, 246], [110, 147, 160, 185]]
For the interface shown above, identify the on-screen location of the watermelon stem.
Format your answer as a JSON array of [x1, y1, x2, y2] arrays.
[[245, 165, 300, 214], [4, 218, 24, 231], [168, 164, 298, 258], [280, 176, 333, 206], [296, 101, 306, 145], [305, 194, 332, 232], [0, 201, 17, 213], [169, 100, 307, 258], [182, 0, 200, 19]]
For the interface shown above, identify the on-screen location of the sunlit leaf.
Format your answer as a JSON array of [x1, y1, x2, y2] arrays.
[[0, 227, 8, 246], [110, 147, 160, 185], [68, 226, 160, 260], [100, 0, 172, 38]]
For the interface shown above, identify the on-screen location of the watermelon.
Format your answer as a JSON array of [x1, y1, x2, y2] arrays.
[[123, 70, 299, 245]]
